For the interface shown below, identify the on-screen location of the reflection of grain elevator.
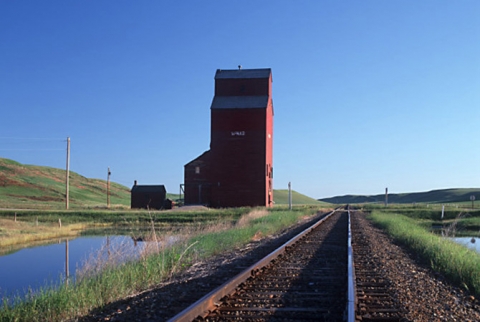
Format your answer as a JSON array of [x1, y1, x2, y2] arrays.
[[184, 68, 274, 208]]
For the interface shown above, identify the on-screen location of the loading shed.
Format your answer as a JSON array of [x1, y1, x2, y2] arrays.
[[131, 181, 167, 209]]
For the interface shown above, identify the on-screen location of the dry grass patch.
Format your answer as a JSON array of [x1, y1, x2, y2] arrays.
[[251, 231, 264, 241], [0, 218, 85, 248], [236, 209, 269, 227]]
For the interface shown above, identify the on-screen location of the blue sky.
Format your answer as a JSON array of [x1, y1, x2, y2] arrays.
[[1, 1, 479, 199]]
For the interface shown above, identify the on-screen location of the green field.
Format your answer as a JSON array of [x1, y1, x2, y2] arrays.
[[0, 158, 131, 209]]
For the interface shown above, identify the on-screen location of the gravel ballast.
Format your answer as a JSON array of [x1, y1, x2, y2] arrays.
[[354, 211, 480, 321]]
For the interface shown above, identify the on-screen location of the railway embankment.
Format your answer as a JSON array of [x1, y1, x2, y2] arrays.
[[79, 210, 480, 322]]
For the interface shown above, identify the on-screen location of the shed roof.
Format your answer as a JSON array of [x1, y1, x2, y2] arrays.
[[210, 95, 269, 109], [131, 185, 166, 194], [184, 150, 211, 167], [215, 68, 271, 80]]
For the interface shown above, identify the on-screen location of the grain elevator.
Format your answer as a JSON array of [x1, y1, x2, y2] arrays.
[[184, 68, 273, 207]]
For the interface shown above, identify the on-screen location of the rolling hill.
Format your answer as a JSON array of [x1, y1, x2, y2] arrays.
[[0, 158, 323, 209], [0, 158, 131, 209], [320, 188, 480, 205], [274, 189, 328, 205]]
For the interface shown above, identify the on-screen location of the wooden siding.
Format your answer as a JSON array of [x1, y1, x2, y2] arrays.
[[184, 68, 273, 208]]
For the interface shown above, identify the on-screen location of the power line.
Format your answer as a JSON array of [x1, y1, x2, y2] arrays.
[[0, 149, 64, 151], [0, 137, 66, 151], [0, 137, 64, 141]]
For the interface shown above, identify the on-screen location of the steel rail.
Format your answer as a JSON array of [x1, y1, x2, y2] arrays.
[[167, 208, 338, 322], [347, 207, 356, 322]]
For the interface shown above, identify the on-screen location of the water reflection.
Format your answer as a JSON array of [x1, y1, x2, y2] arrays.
[[451, 237, 480, 253], [0, 234, 177, 302]]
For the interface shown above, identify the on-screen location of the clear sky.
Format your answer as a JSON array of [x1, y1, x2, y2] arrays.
[[1, 1, 479, 199]]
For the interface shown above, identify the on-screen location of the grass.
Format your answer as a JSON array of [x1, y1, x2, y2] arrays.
[[0, 157, 132, 210], [0, 207, 246, 224], [0, 205, 324, 321], [363, 204, 480, 236], [369, 210, 480, 296], [0, 218, 88, 250], [190, 207, 316, 257]]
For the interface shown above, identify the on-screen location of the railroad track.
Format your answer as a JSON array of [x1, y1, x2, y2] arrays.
[[168, 208, 405, 322], [351, 211, 405, 321]]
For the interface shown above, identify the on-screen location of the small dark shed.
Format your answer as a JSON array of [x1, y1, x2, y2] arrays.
[[131, 181, 166, 210]]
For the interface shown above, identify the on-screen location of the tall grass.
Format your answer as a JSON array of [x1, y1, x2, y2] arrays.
[[0, 206, 321, 321], [364, 203, 480, 220], [0, 207, 248, 225], [0, 218, 88, 248], [369, 211, 480, 296]]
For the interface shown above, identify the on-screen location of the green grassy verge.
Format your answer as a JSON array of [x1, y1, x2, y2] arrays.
[[364, 203, 480, 220], [363, 204, 480, 235], [0, 206, 323, 322], [191, 206, 320, 257], [369, 211, 480, 296]]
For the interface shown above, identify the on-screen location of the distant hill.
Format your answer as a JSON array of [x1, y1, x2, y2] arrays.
[[320, 188, 480, 204], [0, 158, 131, 209], [274, 189, 329, 205]]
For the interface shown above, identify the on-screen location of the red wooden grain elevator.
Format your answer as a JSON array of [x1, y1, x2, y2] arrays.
[[184, 68, 274, 207]]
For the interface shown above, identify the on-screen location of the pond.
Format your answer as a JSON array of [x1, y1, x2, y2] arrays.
[[451, 237, 480, 253], [0, 233, 177, 303]]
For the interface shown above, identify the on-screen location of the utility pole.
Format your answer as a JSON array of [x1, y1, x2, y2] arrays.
[[288, 182, 292, 210], [385, 187, 388, 207], [107, 167, 111, 208], [65, 137, 70, 210]]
